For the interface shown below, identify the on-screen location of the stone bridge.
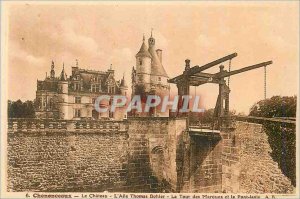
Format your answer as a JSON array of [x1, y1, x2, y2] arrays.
[[7, 117, 296, 193]]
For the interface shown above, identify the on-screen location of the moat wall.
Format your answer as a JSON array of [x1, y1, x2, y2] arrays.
[[7, 118, 296, 193], [221, 121, 295, 194], [7, 120, 129, 192], [7, 118, 187, 192]]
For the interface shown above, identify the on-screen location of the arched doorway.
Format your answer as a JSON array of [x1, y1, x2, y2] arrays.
[[150, 146, 164, 181]]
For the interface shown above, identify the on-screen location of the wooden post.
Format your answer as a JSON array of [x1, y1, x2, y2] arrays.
[[219, 65, 225, 118], [176, 59, 190, 120]]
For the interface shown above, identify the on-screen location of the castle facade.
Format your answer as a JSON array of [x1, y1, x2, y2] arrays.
[[35, 61, 128, 120], [35, 32, 169, 120]]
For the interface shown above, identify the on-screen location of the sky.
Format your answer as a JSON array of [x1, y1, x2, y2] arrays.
[[3, 1, 299, 114]]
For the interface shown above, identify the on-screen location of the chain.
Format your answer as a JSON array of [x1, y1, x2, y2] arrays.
[[227, 59, 232, 88], [264, 66, 267, 99]]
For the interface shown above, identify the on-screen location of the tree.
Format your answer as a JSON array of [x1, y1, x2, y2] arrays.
[[249, 95, 297, 118], [8, 100, 36, 118]]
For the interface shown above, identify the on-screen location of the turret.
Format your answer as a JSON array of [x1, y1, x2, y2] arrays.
[[57, 63, 69, 119], [135, 35, 152, 88], [120, 74, 128, 96]]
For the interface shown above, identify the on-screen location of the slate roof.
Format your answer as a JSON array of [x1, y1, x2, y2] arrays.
[[136, 41, 152, 58], [148, 45, 168, 78]]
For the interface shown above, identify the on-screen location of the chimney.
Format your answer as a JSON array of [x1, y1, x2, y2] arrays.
[[156, 49, 162, 63]]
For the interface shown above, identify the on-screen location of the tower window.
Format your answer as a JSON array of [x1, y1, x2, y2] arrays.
[[158, 77, 161, 81], [139, 60, 143, 65]]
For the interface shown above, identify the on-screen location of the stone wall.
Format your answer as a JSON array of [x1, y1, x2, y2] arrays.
[[178, 120, 296, 194], [7, 118, 187, 193], [126, 117, 187, 192], [222, 121, 295, 194], [178, 130, 223, 193], [7, 130, 129, 192], [7, 118, 296, 194]]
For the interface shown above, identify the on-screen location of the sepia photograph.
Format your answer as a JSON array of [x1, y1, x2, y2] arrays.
[[0, 1, 299, 198]]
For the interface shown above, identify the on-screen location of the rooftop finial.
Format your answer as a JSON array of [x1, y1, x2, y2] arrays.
[[110, 64, 112, 70], [76, 59, 78, 67], [151, 28, 153, 37], [51, 60, 54, 69], [60, 63, 66, 81], [50, 60, 55, 78], [143, 34, 145, 42]]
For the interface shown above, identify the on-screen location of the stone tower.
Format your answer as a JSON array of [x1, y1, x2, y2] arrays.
[[134, 35, 152, 93], [57, 64, 69, 119], [132, 32, 170, 117]]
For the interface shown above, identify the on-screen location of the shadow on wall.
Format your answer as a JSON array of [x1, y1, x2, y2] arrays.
[[188, 135, 222, 192], [264, 122, 296, 187], [189, 136, 219, 179]]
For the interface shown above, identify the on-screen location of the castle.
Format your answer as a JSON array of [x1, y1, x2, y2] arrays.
[[35, 61, 128, 120], [35, 32, 169, 120]]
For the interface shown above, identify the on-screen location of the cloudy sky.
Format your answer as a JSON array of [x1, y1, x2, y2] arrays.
[[4, 1, 299, 114]]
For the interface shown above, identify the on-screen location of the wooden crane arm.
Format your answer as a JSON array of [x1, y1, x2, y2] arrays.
[[168, 52, 238, 83], [214, 61, 273, 79]]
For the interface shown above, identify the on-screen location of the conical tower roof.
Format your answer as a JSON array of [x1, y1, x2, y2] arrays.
[[136, 35, 152, 58], [148, 35, 168, 78], [120, 74, 127, 87], [60, 64, 67, 81]]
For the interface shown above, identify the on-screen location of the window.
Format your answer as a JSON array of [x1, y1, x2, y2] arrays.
[[74, 83, 80, 91], [91, 84, 100, 92], [92, 98, 96, 104], [109, 111, 114, 118], [74, 109, 81, 118], [91, 85, 95, 92], [108, 86, 115, 94], [49, 98, 53, 109], [139, 59, 143, 65], [158, 77, 161, 81], [75, 96, 81, 104]]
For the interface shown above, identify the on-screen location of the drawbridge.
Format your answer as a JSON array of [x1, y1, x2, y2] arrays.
[[168, 52, 273, 132]]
